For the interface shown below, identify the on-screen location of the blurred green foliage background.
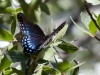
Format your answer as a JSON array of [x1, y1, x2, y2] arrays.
[[0, 0, 100, 75]]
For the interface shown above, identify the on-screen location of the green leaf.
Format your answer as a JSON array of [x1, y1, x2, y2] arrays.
[[15, 32, 21, 41], [80, 12, 99, 35], [5, 51, 30, 62], [0, 28, 13, 41], [71, 60, 79, 75], [55, 24, 68, 41], [43, 47, 54, 61], [37, 58, 48, 64], [33, 66, 43, 75], [9, 44, 18, 51], [43, 66, 60, 74], [87, 0, 100, 5], [32, 8, 41, 22], [11, 19, 16, 35], [97, 14, 100, 26], [12, 68, 24, 75], [5, 70, 14, 75], [0, 0, 10, 13], [18, 0, 42, 22], [40, 3, 50, 15], [5, 7, 15, 13], [18, 0, 29, 13], [80, 12, 90, 29], [57, 41, 78, 53], [70, 16, 94, 37], [56, 60, 70, 72], [88, 20, 97, 35], [16, 7, 22, 12], [0, 57, 12, 72], [67, 61, 85, 71]]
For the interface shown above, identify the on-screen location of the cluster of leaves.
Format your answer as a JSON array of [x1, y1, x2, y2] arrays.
[[71, 0, 100, 38], [0, 0, 83, 75]]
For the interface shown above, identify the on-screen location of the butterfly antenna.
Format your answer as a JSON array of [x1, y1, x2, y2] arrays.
[[53, 46, 63, 60]]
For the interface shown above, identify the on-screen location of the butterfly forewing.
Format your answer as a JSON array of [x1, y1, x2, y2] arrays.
[[17, 13, 46, 54], [17, 13, 45, 37]]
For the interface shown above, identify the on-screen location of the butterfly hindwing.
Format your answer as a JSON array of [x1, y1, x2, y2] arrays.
[[22, 36, 46, 54]]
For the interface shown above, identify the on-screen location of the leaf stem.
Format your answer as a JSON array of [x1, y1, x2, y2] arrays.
[[94, 36, 100, 41]]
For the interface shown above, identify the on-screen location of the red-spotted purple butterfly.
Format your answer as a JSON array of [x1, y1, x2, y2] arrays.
[[17, 12, 66, 54]]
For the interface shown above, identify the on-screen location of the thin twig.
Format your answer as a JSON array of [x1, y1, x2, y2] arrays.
[[94, 36, 100, 41], [84, 0, 100, 31], [84, 0, 100, 41], [53, 46, 63, 59]]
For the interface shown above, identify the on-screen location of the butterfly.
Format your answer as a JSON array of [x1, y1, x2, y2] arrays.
[[17, 12, 66, 54]]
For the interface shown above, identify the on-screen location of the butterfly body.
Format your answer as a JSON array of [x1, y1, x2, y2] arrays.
[[17, 13, 66, 54]]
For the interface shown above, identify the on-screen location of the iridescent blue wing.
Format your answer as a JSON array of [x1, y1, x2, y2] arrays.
[[17, 13, 46, 54], [17, 12, 66, 54], [17, 13, 45, 37]]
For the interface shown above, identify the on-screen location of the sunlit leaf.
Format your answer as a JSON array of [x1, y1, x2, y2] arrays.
[[33, 66, 43, 75], [43, 47, 54, 61], [0, 28, 13, 41], [70, 16, 94, 37], [87, 0, 100, 5], [80, 12, 90, 29], [57, 60, 70, 72], [57, 41, 78, 53], [55, 23, 68, 41], [0, 57, 12, 71], [5, 70, 14, 75], [88, 20, 97, 35], [5, 7, 15, 13]]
